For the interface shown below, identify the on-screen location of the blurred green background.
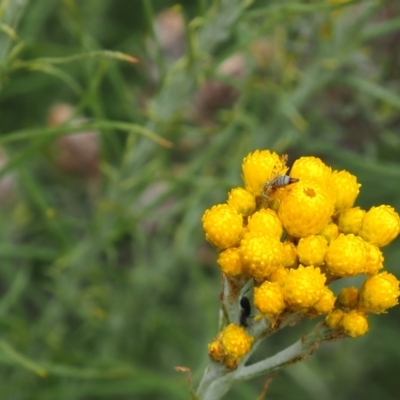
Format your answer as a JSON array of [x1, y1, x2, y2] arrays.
[[0, 0, 400, 399]]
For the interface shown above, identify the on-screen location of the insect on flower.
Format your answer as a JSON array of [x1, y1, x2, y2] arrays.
[[263, 175, 299, 199], [240, 296, 252, 327]]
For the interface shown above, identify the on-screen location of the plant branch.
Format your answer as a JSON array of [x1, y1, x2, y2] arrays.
[[234, 322, 339, 381]]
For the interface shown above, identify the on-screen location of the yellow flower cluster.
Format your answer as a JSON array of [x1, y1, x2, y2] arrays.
[[325, 309, 369, 338], [325, 270, 400, 337], [208, 323, 254, 369], [202, 149, 400, 345]]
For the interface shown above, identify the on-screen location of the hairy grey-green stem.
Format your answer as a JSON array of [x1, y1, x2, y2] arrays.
[[195, 322, 336, 400]]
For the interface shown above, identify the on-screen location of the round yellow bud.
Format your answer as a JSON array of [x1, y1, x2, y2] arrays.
[[221, 323, 254, 369], [337, 207, 365, 235], [318, 222, 339, 243], [325, 234, 367, 277], [358, 205, 400, 247], [341, 310, 368, 338], [227, 187, 256, 216], [325, 309, 344, 329], [254, 281, 285, 318], [359, 272, 400, 314], [297, 235, 328, 266], [312, 287, 336, 314], [208, 340, 224, 362], [242, 150, 288, 196], [363, 242, 384, 275], [283, 265, 327, 309], [269, 265, 290, 287], [239, 232, 283, 281], [247, 208, 282, 238], [221, 324, 253, 358], [217, 247, 244, 276], [202, 204, 243, 250], [330, 170, 360, 213], [337, 286, 359, 309], [282, 241, 298, 268], [290, 156, 331, 184], [278, 179, 334, 238]]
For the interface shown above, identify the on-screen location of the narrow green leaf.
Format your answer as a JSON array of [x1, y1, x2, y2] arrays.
[[0, 339, 48, 377], [343, 75, 400, 109], [0, 120, 173, 148], [0, 22, 18, 40]]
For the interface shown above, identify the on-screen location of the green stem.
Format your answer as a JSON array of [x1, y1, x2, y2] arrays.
[[0, 0, 29, 62], [0, 0, 29, 92]]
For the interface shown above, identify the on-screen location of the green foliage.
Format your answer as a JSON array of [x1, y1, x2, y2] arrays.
[[0, 0, 400, 399]]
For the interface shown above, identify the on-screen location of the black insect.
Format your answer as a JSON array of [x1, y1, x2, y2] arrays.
[[240, 296, 252, 327]]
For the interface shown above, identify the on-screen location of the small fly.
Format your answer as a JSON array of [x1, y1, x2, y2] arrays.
[[263, 175, 299, 199]]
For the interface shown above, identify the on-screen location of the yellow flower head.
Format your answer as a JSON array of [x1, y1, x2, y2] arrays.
[[242, 150, 288, 196], [221, 323, 253, 358], [330, 170, 360, 214], [202, 204, 243, 250], [217, 247, 244, 277], [337, 207, 366, 235], [359, 272, 400, 314], [290, 156, 331, 184], [247, 208, 283, 238], [282, 241, 298, 268], [297, 235, 328, 266], [312, 286, 336, 315], [208, 340, 224, 362], [318, 221, 339, 243], [254, 281, 286, 318], [325, 309, 345, 329], [341, 310, 368, 338], [208, 323, 254, 369], [227, 187, 256, 216], [324, 234, 367, 277], [337, 286, 359, 309], [358, 205, 400, 247], [269, 265, 290, 286], [221, 323, 254, 369], [283, 265, 327, 309], [239, 231, 283, 281], [363, 242, 384, 275], [278, 179, 334, 237]]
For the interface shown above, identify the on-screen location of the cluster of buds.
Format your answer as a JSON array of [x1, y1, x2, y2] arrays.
[[208, 323, 254, 370], [202, 149, 400, 370]]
